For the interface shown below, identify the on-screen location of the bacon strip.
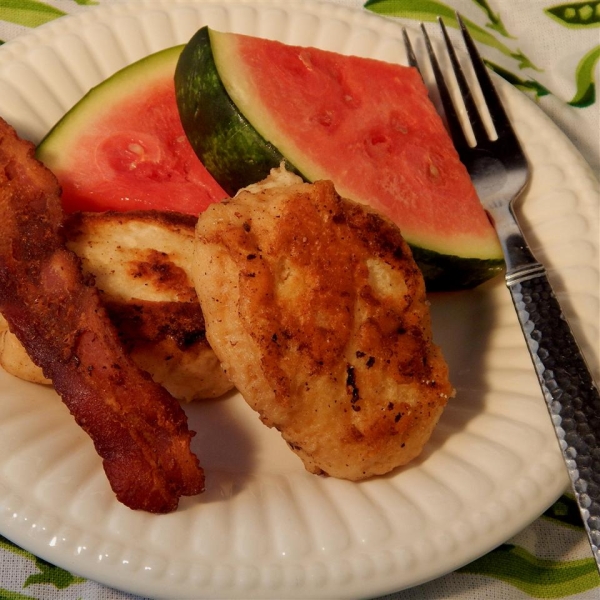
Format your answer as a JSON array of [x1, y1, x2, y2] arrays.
[[0, 118, 204, 513]]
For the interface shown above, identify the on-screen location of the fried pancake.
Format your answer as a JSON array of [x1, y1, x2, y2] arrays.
[[193, 168, 454, 480], [0, 314, 50, 384], [0, 211, 233, 401]]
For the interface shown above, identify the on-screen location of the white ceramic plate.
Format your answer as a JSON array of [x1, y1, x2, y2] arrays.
[[0, 1, 598, 598]]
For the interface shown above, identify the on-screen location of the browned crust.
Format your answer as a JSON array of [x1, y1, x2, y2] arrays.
[[66, 208, 199, 231], [194, 173, 454, 480]]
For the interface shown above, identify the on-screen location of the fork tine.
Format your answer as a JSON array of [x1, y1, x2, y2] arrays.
[[402, 28, 421, 73], [455, 13, 515, 139], [437, 17, 488, 144], [419, 23, 470, 153]]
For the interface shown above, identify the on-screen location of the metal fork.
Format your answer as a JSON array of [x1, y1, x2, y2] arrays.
[[404, 15, 600, 570]]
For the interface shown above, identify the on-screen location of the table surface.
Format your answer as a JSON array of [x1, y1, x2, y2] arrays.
[[0, 0, 599, 599]]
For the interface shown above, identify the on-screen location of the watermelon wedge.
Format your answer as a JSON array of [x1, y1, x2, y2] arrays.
[[175, 27, 505, 290], [37, 45, 227, 215]]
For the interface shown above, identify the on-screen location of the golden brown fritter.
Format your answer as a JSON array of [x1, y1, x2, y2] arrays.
[[0, 210, 233, 401], [0, 314, 50, 384], [193, 168, 454, 480]]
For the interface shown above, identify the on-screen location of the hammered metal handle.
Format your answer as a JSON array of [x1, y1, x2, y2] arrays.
[[508, 266, 600, 568]]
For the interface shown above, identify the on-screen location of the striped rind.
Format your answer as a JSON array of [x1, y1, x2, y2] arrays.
[[0, 1, 597, 599]]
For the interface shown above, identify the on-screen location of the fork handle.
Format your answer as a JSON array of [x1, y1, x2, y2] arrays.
[[507, 265, 600, 568]]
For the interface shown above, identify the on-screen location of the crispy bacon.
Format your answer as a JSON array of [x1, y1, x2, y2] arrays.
[[0, 117, 204, 513]]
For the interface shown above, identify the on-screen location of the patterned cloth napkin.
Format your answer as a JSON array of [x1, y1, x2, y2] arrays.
[[0, 1, 598, 599]]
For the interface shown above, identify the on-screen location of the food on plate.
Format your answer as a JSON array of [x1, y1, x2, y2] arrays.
[[0, 210, 233, 402], [0, 117, 204, 513], [36, 45, 227, 214], [192, 167, 454, 480], [0, 314, 50, 384], [175, 27, 504, 291]]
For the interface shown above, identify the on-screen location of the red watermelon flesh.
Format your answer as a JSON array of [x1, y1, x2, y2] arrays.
[[37, 46, 227, 215], [212, 31, 502, 261]]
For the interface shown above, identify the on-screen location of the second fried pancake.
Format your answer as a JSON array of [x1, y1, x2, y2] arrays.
[[0, 211, 232, 402], [193, 169, 453, 480]]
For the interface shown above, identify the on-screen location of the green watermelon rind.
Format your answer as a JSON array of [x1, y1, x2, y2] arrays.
[[174, 27, 302, 196], [175, 27, 505, 290], [412, 246, 504, 291], [37, 45, 185, 167]]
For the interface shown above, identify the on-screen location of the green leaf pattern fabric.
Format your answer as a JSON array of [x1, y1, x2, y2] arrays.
[[0, 0, 64, 29], [365, 0, 541, 68], [0, 1, 598, 599]]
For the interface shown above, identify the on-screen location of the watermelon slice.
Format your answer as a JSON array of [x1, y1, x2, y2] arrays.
[[174, 28, 505, 290], [37, 45, 227, 214]]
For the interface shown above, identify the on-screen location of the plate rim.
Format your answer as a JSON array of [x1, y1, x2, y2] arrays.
[[0, 1, 597, 598]]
